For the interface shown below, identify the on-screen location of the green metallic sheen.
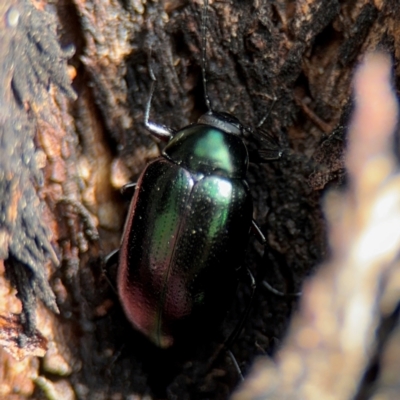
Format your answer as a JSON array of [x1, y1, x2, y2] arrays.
[[117, 125, 253, 348], [164, 124, 249, 178]]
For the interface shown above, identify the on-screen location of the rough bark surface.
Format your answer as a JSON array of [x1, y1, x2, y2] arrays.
[[0, 0, 400, 399]]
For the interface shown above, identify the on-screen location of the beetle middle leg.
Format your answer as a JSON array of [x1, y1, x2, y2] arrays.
[[251, 219, 266, 244], [252, 218, 301, 298], [120, 182, 137, 195], [102, 180, 138, 292], [103, 249, 119, 295], [208, 236, 300, 379]]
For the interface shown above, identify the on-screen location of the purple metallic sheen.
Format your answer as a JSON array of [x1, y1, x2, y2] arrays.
[[117, 156, 251, 348]]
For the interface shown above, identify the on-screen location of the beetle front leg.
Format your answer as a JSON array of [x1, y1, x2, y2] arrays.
[[144, 69, 176, 141]]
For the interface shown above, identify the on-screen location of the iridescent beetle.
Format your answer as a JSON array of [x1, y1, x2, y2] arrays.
[[117, 0, 282, 349]]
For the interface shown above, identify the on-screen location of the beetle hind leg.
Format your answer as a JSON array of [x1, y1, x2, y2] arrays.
[[206, 267, 256, 380], [227, 349, 244, 382], [262, 279, 301, 297]]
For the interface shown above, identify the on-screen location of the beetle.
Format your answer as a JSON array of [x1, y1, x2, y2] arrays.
[[116, 0, 281, 349]]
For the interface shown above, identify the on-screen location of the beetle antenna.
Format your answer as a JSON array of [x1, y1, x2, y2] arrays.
[[202, 0, 212, 112]]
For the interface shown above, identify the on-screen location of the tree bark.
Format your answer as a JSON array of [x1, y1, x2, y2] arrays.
[[1, 0, 400, 399]]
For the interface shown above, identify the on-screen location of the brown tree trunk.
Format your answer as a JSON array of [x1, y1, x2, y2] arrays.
[[1, 0, 400, 399]]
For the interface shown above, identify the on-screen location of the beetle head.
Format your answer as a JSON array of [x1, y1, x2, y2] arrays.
[[198, 111, 245, 136]]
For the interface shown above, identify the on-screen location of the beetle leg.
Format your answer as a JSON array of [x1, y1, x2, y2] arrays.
[[206, 267, 256, 379], [121, 182, 137, 196], [252, 222, 301, 297], [225, 267, 257, 350], [262, 280, 301, 297], [247, 97, 285, 163], [144, 71, 176, 141], [261, 248, 302, 297], [251, 219, 266, 244], [227, 349, 244, 382], [105, 249, 119, 267], [248, 147, 283, 163], [256, 94, 277, 128], [103, 249, 119, 295]]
